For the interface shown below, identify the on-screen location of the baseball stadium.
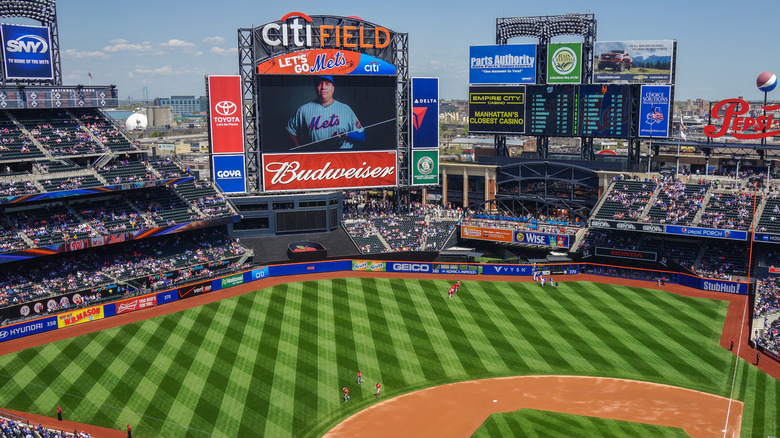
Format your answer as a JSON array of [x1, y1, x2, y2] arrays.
[[0, 2, 778, 438]]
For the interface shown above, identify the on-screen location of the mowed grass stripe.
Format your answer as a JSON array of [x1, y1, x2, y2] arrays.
[[0, 279, 775, 438]]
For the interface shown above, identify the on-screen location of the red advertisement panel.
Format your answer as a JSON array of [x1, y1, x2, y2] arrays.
[[460, 225, 514, 243], [208, 75, 244, 154], [262, 151, 397, 191], [116, 295, 158, 314]]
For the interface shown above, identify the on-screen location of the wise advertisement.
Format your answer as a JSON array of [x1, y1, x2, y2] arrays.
[[57, 305, 104, 328], [411, 150, 439, 186], [468, 85, 526, 134], [469, 45, 536, 84], [208, 75, 245, 154], [1, 23, 54, 80], [212, 154, 246, 194], [514, 231, 569, 248], [257, 49, 396, 76], [547, 43, 582, 84], [262, 151, 397, 192], [411, 77, 439, 149], [594, 40, 674, 84], [638, 85, 671, 138], [460, 225, 513, 243]]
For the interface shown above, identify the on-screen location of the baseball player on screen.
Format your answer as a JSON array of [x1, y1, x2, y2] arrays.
[[286, 75, 365, 150]]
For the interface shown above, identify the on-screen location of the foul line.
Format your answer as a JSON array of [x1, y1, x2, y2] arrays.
[[723, 297, 748, 438], [0, 372, 227, 438]]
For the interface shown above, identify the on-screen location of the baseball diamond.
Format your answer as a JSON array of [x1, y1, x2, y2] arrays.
[[0, 272, 776, 437]]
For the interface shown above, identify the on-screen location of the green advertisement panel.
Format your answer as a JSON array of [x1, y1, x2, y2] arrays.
[[221, 274, 244, 288], [411, 149, 439, 186], [547, 43, 582, 84]]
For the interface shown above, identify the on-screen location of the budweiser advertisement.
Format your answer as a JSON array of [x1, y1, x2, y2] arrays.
[[262, 151, 397, 191], [208, 75, 244, 154]]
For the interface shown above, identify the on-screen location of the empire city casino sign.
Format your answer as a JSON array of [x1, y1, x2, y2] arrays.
[[704, 98, 780, 139], [259, 12, 391, 49]]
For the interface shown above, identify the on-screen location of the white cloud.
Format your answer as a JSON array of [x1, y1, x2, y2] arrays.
[[160, 39, 195, 48], [62, 49, 108, 59], [203, 36, 226, 45], [103, 41, 153, 53], [210, 47, 237, 56]]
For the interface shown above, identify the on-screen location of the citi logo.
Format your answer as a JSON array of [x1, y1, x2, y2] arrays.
[[214, 101, 238, 116], [365, 61, 380, 72], [217, 170, 242, 179], [6, 35, 48, 53]]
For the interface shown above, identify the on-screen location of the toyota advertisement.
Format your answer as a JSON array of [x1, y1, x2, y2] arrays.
[[208, 75, 245, 154], [1, 23, 54, 80]]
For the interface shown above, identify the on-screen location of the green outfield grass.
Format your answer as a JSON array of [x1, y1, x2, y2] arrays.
[[472, 409, 690, 437], [0, 279, 777, 437]]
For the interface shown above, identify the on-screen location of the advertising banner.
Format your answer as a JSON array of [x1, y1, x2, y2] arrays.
[[220, 273, 244, 288], [482, 264, 534, 276], [1, 24, 54, 80], [638, 85, 671, 138], [262, 151, 397, 192], [156, 290, 178, 305], [460, 225, 514, 243], [595, 247, 657, 262], [469, 45, 536, 84], [247, 266, 269, 281], [257, 49, 396, 76], [546, 43, 582, 84], [411, 149, 439, 186], [386, 262, 433, 273], [352, 260, 386, 272], [178, 280, 214, 300], [57, 305, 104, 328], [665, 225, 747, 241], [208, 75, 244, 154], [411, 77, 439, 149], [513, 231, 569, 248], [756, 233, 780, 244], [268, 260, 352, 276], [0, 316, 57, 343], [700, 278, 748, 295], [116, 295, 158, 315], [593, 40, 674, 84], [212, 154, 246, 194], [433, 264, 480, 275], [468, 85, 526, 134]]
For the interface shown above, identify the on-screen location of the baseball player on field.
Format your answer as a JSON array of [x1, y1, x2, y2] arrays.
[[375, 382, 381, 398], [287, 75, 365, 150]]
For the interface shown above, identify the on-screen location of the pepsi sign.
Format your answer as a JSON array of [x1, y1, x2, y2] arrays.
[[1, 24, 54, 80]]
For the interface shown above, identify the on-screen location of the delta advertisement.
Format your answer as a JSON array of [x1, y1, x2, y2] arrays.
[[1, 23, 54, 80], [638, 85, 671, 138], [411, 77, 439, 149], [468, 85, 526, 134], [212, 154, 247, 194], [546, 43, 582, 84], [593, 40, 674, 84], [57, 305, 104, 328], [262, 151, 397, 192], [207, 75, 244, 154], [469, 45, 536, 84]]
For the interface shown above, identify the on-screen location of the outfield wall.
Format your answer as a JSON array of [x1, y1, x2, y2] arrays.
[[0, 261, 747, 345]]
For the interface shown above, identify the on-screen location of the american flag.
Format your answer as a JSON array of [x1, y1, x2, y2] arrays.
[[88, 72, 92, 79], [650, 107, 664, 122], [680, 116, 687, 140]]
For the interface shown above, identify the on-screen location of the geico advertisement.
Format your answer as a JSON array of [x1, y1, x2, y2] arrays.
[[262, 151, 397, 191], [57, 305, 104, 328], [386, 262, 432, 273], [213, 154, 247, 194]]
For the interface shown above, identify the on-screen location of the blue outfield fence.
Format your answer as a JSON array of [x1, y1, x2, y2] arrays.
[[0, 260, 749, 344]]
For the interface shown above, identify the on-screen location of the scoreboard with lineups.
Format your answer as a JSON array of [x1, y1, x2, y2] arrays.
[[473, 84, 632, 138]]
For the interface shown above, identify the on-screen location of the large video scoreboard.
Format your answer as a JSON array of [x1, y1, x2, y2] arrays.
[[470, 84, 632, 138]]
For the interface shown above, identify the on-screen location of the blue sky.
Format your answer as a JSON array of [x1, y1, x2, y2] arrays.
[[34, 0, 780, 102]]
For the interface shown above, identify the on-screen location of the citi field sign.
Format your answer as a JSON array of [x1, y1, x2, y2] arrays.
[[255, 13, 398, 75]]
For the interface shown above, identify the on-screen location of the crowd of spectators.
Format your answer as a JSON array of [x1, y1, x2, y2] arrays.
[[756, 318, 780, 356], [0, 229, 247, 309], [755, 278, 780, 318], [699, 192, 757, 230], [696, 242, 747, 279], [644, 178, 707, 225], [0, 179, 38, 197]]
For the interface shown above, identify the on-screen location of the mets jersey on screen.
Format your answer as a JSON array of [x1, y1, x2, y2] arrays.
[[286, 100, 364, 149]]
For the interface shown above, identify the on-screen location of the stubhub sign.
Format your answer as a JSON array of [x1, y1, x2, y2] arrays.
[[212, 154, 246, 194]]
